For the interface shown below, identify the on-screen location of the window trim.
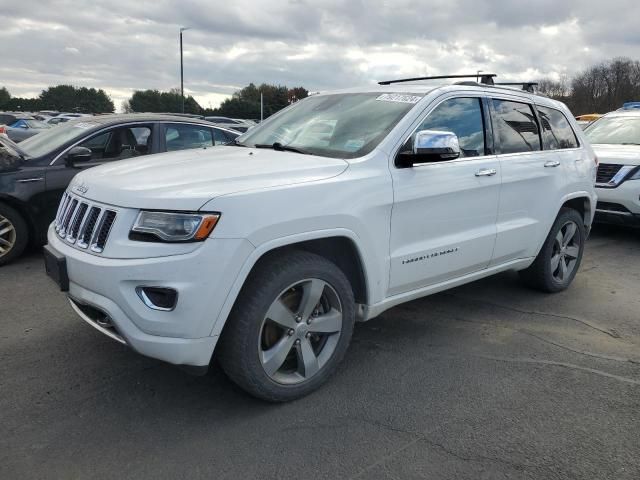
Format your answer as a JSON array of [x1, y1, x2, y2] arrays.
[[488, 97, 543, 156], [50, 121, 239, 165], [393, 94, 491, 168], [535, 104, 581, 151]]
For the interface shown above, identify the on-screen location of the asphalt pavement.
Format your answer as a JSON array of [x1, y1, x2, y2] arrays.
[[1, 225, 639, 479]]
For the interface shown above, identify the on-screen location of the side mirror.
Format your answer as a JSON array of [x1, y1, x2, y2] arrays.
[[65, 146, 93, 167], [397, 130, 461, 167]]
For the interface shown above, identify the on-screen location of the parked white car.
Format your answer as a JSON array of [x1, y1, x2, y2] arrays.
[[585, 108, 640, 226], [44, 75, 597, 401]]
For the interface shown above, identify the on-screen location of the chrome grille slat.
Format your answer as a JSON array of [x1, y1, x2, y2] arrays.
[[59, 199, 78, 236], [77, 207, 101, 249], [55, 194, 72, 232], [66, 203, 88, 243], [53, 192, 117, 254]]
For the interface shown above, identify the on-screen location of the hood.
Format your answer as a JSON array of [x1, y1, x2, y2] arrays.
[[592, 144, 640, 167], [69, 146, 349, 210]]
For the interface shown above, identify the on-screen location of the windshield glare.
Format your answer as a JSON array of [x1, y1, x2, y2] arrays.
[[18, 121, 98, 157], [585, 116, 640, 145], [238, 93, 423, 158]]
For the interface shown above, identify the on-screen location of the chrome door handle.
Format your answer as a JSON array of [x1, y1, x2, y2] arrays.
[[544, 160, 561, 168], [17, 177, 44, 183], [475, 168, 497, 177]]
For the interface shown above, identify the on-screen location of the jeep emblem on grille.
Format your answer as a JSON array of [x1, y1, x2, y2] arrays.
[[74, 183, 88, 194]]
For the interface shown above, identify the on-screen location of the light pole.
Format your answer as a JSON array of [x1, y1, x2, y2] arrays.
[[179, 27, 191, 113]]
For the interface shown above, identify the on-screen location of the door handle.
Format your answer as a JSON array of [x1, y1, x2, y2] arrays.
[[544, 160, 561, 168], [475, 168, 497, 177], [17, 177, 44, 183]]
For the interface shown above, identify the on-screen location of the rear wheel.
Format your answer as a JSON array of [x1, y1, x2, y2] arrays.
[[519, 208, 585, 292], [218, 250, 355, 402], [0, 203, 28, 267]]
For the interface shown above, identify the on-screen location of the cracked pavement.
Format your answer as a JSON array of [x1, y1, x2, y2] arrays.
[[1, 225, 639, 479]]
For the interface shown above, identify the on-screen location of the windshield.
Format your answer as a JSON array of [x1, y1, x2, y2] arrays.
[[18, 121, 100, 157], [585, 116, 640, 145], [238, 93, 423, 159]]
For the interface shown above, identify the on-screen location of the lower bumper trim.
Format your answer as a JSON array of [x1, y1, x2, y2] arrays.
[[69, 297, 127, 345]]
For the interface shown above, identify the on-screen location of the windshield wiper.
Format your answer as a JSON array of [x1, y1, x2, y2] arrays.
[[230, 139, 249, 147], [253, 142, 314, 155]]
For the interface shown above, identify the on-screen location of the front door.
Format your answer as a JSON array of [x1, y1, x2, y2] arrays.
[[388, 96, 500, 296]]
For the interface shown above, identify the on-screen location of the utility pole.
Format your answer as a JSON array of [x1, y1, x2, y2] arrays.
[[260, 92, 264, 122], [179, 27, 191, 113]]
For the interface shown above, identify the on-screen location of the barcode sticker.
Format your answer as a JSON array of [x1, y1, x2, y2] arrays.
[[376, 94, 422, 104]]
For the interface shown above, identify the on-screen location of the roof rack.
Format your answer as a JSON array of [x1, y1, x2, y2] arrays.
[[494, 82, 538, 93], [378, 73, 496, 86]]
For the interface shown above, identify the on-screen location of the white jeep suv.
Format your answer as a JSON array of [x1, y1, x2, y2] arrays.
[[44, 75, 597, 401], [584, 107, 640, 226]]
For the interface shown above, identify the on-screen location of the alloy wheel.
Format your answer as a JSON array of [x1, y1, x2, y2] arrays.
[[551, 220, 581, 283], [0, 215, 16, 258], [259, 278, 343, 385]]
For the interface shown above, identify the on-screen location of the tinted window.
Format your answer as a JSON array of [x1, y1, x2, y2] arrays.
[[492, 99, 541, 154], [417, 97, 486, 157], [78, 126, 152, 161], [537, 106, 578, 149], [213, 128, 233, 145], [165, 124, 214, 151]]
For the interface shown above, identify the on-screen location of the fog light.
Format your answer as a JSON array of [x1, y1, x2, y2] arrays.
[[136, 286, 178, 311]]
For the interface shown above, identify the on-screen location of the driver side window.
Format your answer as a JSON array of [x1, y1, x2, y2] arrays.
[[417, 97, 486, 157]]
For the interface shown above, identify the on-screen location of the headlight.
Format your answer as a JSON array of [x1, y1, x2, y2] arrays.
[[131, 211, 220, 242]]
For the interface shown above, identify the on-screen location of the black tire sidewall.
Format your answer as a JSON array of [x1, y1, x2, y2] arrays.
[[0, 203, 28, 266], [540, 209, 585, 291], [220, 251, 355, 402]]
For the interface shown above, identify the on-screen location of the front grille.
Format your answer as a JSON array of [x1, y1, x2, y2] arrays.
[[54, 192, 117, 253], [596, 163, 623, 184]]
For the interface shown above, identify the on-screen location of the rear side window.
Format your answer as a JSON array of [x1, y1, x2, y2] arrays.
[[491, 99, 541, 154], [537, 106, 578, 150], [417, 97, 486, 157]]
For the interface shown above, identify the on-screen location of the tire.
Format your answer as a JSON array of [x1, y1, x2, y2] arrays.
[[218, 250, 356, 402], [0, 203, 28, 267], [519, 207, 585, 293]]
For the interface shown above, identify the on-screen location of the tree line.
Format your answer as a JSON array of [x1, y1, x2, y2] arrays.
[[537, 57, 640, 115], [123, 83, 309, 118], [0, 85, 114, 113]]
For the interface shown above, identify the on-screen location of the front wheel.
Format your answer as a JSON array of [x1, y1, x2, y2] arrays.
[[218, 250, 355, 402], [0, 203, 28, 267], [519, 208, 585, 293]]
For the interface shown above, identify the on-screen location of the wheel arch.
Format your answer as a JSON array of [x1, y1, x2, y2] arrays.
[[209, 229, 370, 339], [559, 192, 594, 229]]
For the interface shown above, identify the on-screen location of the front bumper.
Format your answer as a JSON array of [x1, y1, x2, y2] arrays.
[[595, 181, 640, 226], [47, 225, 254, 366]]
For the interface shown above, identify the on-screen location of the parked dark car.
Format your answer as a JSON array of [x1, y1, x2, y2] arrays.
[[0, 114, 240, 265]]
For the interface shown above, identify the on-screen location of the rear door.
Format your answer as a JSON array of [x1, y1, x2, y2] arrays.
[[489, 96, 568, 264], [388, 95, 500, 295]]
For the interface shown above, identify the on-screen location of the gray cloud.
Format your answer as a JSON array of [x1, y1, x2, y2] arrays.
[[1, 0, 639, 110]]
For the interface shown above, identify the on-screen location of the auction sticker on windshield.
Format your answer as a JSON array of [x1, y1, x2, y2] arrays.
[[376, 93, 422, 104]]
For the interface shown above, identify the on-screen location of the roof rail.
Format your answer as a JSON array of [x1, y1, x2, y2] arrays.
[[494, 82, 538, 93], [378, 73, 496, 86]]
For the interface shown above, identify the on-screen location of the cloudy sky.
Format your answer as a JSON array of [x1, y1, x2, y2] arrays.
[[2, 0, 639, 111]]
